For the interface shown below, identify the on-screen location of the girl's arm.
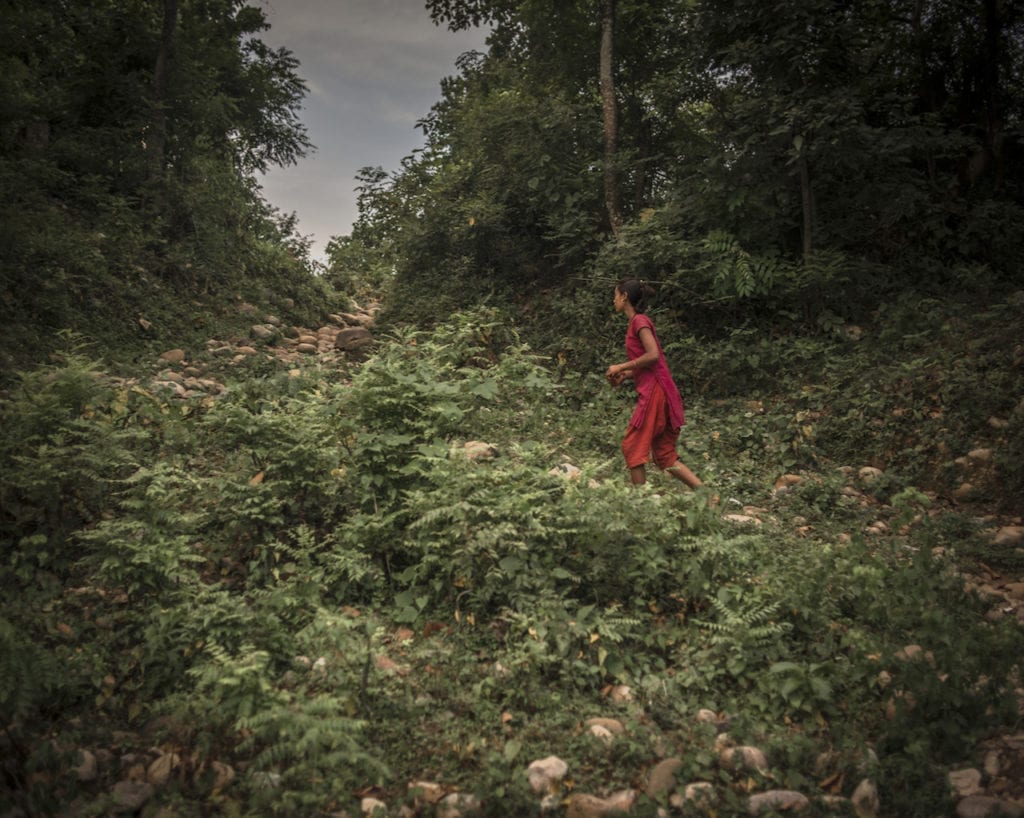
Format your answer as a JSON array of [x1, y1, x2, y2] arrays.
[[606, 327, 659, 382]]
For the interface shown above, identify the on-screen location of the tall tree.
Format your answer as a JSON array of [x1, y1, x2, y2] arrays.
[[148, 0, 179, 181], [429, 0, 630, 234], [600, 0, 622, 234]]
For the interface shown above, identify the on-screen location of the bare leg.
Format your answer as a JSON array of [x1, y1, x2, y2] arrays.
[[665, 460, 702, 489], [629, 465, 647, 485], [666, 461, 719, 507]]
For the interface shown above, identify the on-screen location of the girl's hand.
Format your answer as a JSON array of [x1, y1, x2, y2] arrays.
[[606, 365, 625, 386]]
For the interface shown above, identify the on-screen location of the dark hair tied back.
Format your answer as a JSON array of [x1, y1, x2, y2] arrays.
[[617, 277, 656, 313]]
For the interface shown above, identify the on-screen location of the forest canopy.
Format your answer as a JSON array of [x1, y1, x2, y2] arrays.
[[328, 0, 1023, 326], [0, 0, 321, 370]]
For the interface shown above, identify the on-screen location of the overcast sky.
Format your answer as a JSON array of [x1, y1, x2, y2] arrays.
[[255, 0, 488, 261]]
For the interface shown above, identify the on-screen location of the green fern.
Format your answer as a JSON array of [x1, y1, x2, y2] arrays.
[[238, 695, 387, 812]]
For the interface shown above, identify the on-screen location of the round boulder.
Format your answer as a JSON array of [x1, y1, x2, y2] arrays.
[[250, 324, 278, 342], [748, 790, 810, 814], [527, 756, 568, 794], [334, 326, 374, 354], [159, 349, 186, 364]]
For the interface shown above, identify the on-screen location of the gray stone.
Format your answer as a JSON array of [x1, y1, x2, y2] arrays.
[[993, 526, 1024, 547], [720, 746, 769, 773], [437, 792, 481, 818], [722, 514, 762, 526], [528, 756, 568, 794], [1004, 582, 1024, 599], [74, 749, 98, 782], [647, 758, 684, 798], [153, 380, 187, 397], [585, 717, 625, 735], [588, 724, 615, 744], [948, 769, 983, 797], [146, 752, 179, 785], [111, 780, 155, 812], [851, 779, 880, 818], [334, 326, 374, 352], [462, 441, 498, 461], [748, 790, 810, 814], [409, 780, 444, 804], [608, 685, 633, 702], [683, 782, 716, 806], [361, 797, 387, 816], [550, 463, 583, 479], [714, 733, 735, 751], [209, 761, 234, 791], [953, 482, 975, 501], [773, 474, 803, 493], [566, 790, 636, 818], [956, 796, 1023, 818], [340, 311, 375, 328]]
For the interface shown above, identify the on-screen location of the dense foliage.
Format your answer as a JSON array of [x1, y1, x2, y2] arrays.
[[3, 301, 1023, 815], [334, 0, 1023, 326], [0, 0, 329, 373]]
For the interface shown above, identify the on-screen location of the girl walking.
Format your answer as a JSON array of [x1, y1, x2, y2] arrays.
[[605, 279, 704, 490]]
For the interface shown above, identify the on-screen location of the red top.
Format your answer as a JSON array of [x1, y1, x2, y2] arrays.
[[626, 314, 686, 431]]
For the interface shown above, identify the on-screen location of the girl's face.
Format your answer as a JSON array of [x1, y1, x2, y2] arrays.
[[613, 288, 628, 312]]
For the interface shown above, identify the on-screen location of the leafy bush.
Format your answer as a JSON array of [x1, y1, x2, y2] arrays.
[[2, 305, 1021, 816], [0, 345, 143, 583]]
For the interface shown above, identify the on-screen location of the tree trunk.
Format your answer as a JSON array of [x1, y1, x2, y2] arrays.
[[982, 0, 1004, 188], [632, 110, 652, 213], [911, 0, 939, 182], [148, 0, 179, 181], [797, 148, 813, 262], [600, 0, 622, 236]]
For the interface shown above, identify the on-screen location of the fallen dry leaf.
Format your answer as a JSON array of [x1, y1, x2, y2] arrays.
[[819, 770, 845, 794]]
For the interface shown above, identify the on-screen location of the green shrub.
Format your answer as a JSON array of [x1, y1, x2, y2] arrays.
[[0, 347, 143, 583], [2, 305, 1022, 816]]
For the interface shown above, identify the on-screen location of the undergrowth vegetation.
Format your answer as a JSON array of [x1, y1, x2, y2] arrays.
[[2, 299, 1022, 816]]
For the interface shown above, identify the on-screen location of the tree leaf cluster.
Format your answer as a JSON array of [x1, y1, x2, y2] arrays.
[[0, 0, 322, 372], [338, 0, 1023, 328]]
